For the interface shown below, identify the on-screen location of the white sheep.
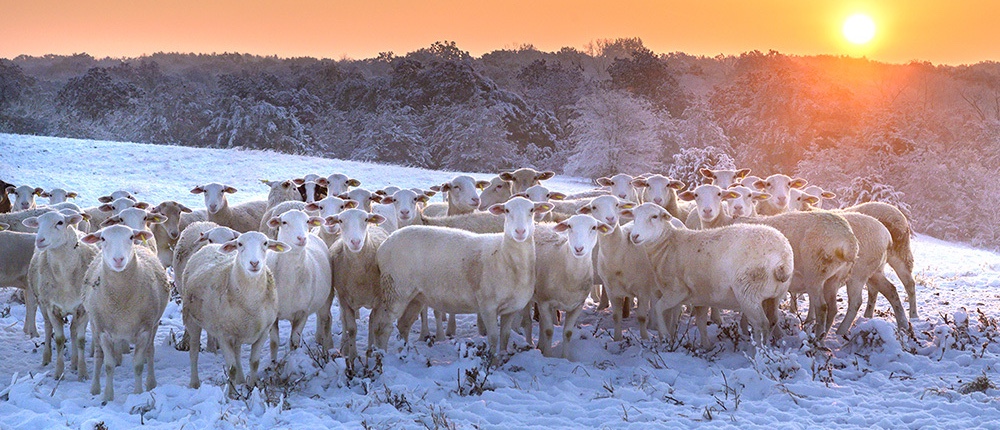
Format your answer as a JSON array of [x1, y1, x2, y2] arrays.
[[259, 200, 309, 239], [149, 201, 194, 268], [99, 207, 166, 253], [802, 185, 840, 210], [39, 188, 79, 205], [82, 225, 169, 403], [373, 197, 553, 357], [7, 185, 43, 212], [725, 185, 769, 219], [339, 188, 382, 212], [631, 174, 691, 219], [84, 197, 148, 234], [0, 223, 40, 337], [424, 175, 488, 217], [191, 183, 268, 233], [381, 189, 432, 229], [751, 174, 808, 216], [740, 175, 763, 189], [597, 174, 640, 203], [262, 179, 304, 210], [325, 173, 361, 198], [500, 168, 555, 195], [700, 168, 752, 188], [23, 210, 98, 380], [625, 203, 794, 346], [96, 190, 136, 204], [326, 208, 389, 361], [180, 231, 285, 394], [265, 209, 333, 359], [478, 176, 513, 210], [681, 184, 743, 230], [304, 196, 358, 246], [522, 215, 611, 358]]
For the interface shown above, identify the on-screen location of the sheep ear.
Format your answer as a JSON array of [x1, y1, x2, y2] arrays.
[[337, 193, 350, 199], [79, 212, 91, 222], [224, 186, 238, 194], [344, 199, 359, 209], [752, 193, 771, 202], [81, 232, 102, 244], [629, 178, 648, 188], [316, 178, 329, 186], [668, 217, 687, 230], [596, 177, 613, 187], [33, 187, 44, 196], [178, 203, 193, 213], [133, 202, 150, 210], [190, 186, 205, 194], [595, 222, 612, 234], [292, 178, 306, 186], [668, 180, 685, 190], [21, 217, 40, 228], [281, 180, 294, 189], [304, 202, 321, 212], [422, 189, 437, 197], [101, 217, 120, 227], [267, 217, 281, 228], [367, 213, 387, 225], [475, 180, 490, 190], [430, 184, 445, 192], [39, 191, 52, 198], [268, 240, 289, 253], [537, 171, 555, 181], [499, 172, 515, 181], [802, 195, 821, 205], [619, 202, 636, 210], [4, 186, 14, 195], [722, 191, 741, 200], [307, 216, 324, 227], [197, 233, 209, 242], [324, 215, 342, 226], [415, 195, 430, 203], [99, 204, 115, 212], [146, 214, 168, 225], [699, 168, 715, 179], [132, 230, 153, 242], [619, 209, 635, 220], [548, 192, 566, 201], [789, 178, 808, 189], [0, 222, 8, 231], [375, 190, 387, 196], [576, 205, 592, 214], [736, 168, 751, 180], [377, 196, 394, 205], [821, 191, 837, 199], [369, 194, 383, 203], [488, 203, 506, 216], [219, 240, 239, 253], [346, 179, 361, 187], [149, 205, 160, 214], [260, 179, 272, 185], [534, 202, 554, 214], [553, 222, 570, 233], [752, 180, 766, 191], [678, 191, 696, 202]]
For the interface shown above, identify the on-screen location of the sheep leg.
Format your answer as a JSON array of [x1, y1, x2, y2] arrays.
[[51, 309, 67, 380], [134, 333, 149, 394], [763, 297, 782, 343], [648, 299, 669, 341], [187, 322, 202, 389], [609, 291, 627, 342], [315, 290, 335, 352], [41, 307, 54, 367], [433, 308, 446, 341], [598, 285, 610, 310], [561, 306, 584, 360], [809, 292, 828, 340], [477, 314, 487, 336], [447, 313, 457, 337], [23, 285, 39, 337], [290, 315, 306, 351], [520, 304, 534, 347], [864, 284, 878, 319], [637, 299, 649, 340], [869, 272, 910, 332], [498, 312, 516, 355], [788, 292, 800, 315], [340, 305, 359, 361], [537, 303, 555, 356], [71, 311, 88, 380], [269, 320, 280, 364], [397, 299, 424, 345], [99, 333, 115, 403], [621, 296, 633, 319], [220, 342, 241, 397], [249, 333, 266, 388], [740, 302, 770, 346], [694, 306, 712, 349], [888, 254, 917, 318], [90, 334, 105, 396], [836, 278, 865, 337], [482, 309, 500, 356], [823, 284, 841, 336], [709, 307, 724, 326], [419, 306, 430, 340]]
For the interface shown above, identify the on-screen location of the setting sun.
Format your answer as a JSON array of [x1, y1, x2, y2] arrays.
[[843, 13, 876, 45]]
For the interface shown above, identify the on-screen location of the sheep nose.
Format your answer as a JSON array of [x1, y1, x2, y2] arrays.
[[703, 208, 713, 215], [617, 194, 627, 199], [350, 239, 361, 247], [400, 209, 410, 215], [605, 216, 615, 224], [113, 257, 125, 265], [209, 204, 218, 212], [471, 197, 480, 205], [653, 197, 662, 204], [249, 260, 260, 269], [574, 246, 584, 253], [630, 233, 640, 243], [297, 236, 307, 245], [515, 228, 526, 236]]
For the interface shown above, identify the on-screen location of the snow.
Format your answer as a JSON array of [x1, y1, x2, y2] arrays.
[[2, 133, 1000, 428]]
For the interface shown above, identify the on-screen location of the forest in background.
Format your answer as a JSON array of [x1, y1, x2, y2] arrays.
[[1, 39, 999, 249]]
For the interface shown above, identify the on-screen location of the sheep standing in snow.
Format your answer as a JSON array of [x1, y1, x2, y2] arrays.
[[751, 174, 809, 216], [700, 168, 752, 189], [39, 188, 79, 205], [373, 197, 553, 357], [181, 231, 285, 394], [597, 174, 640, 203], [626, 203, 794, 346], [265, 209, 333, 358], [191, 183, 268, 233], [478, 176, 513, 210], [149, 201, 194, 268], [7, 185, 43, 212], [326, 209, 389, 361], [24, 210, 98, 380], [304, 195, 358, 246], [522, 215, 611, 358], [262, 179, 304, 211], [325, 173, 361, 199], [171, 221, 240, 351], [1, 222, 41, 337], [501, 168, 556, 195], [293, 174, 326, 203], [631, 175, 691, 219], [99, 207, 166, 253], [82, 225, 170, 402], [423, 175, 488, 217]]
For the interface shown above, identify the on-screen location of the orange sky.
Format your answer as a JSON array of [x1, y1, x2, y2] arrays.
[[1, 0, 997, 65]]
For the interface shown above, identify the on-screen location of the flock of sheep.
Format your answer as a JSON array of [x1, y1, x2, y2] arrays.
[[0, 167, 916, 402]]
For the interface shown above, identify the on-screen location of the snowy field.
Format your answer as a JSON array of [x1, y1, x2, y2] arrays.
[[2, 133, 1000, 429]]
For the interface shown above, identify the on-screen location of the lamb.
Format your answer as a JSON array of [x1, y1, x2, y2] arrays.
[[478, 176, 513, 210], [100, 207, 166, 253], [681, 184, 743, 230], [597, 174, 640, 203], [751, 174, 808, 216], [326, 209, 389, 361], [304, 196, 358, 246], [577, 196, 657, 340], [521, 215, 611, 358], [191, 183, 268, 233], [339, 188, 382, 212], [325, 173, 361, 198], [180, 231, 284, 394], [740, 175, 763, 189], [701, 168, 752, 188], [802, 185, 839, 210], [81, 225, 170, 402], [373, 197, 553, 357], [625, 203, 794, 347], [381, 189, 433, 229], [265, 209, 334, 359], [0, 179, 13, 213], [149, 201, 194, 268], [500, 168, 556, 195], [631, 175, 691, 219], [23, 210, 98, 380], [0, 223, 40, 337], [424, 175, 488, 217], [39, 188, 79, 205], [259, 200, 308, 239], [726, 185, 769, 218], [7, 185, 44, 211]]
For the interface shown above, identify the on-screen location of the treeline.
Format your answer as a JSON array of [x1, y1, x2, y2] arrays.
[[1, 39, 999, 248]]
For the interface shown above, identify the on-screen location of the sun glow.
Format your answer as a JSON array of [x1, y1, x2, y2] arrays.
[[843, 14, 876, 45]]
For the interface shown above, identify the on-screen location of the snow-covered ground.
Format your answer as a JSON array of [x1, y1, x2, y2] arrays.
[[2, 133, 1000, 429]]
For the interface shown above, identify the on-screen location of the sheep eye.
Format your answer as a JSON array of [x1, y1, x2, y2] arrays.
[[505, 209, 510, 214], [717, 193, 721, 197], [591, 226, 596, 231], [57, 221, 63, 226], [101, 238, 105, 242], [651, 215, 658, 219]]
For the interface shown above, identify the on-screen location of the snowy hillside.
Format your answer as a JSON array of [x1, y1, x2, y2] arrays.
[[2, 134, 1000, 428]]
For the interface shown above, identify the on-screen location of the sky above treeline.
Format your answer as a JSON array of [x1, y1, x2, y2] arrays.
[[2, 0, 997, 65]]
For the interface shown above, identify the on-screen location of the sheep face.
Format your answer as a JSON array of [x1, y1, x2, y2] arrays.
[[101, 207, 167, 231], [632, 175, 684, 207], [82, 225, 151, 272], [553, 214, 612, 258], [622, 203, 675, 245], [99, 197, 144, 215], [499, 168, 555, 195], [326, 173, 361, 197], [304, 196, 357, 234], [262, 179, 301, 204], [40, 188, 78, 205], [97, 190, 135, 204], [327, 208, 385, 253], [292, 174, 326, 203], [680, 184, 739, 224], [518, 185, 567, 221], [268, 209, 322, 248], [23, 210, 85, 250], [378, 186, 401, 197], [479, 177, 512, 210], [433, 175, 483, 212], [198, 226, 240, 244], [191, 183, 237, 215], [9, 185, 43, 211], [726, 186, 767, 218], [340, 188, 380, 212], [489, 197, 552, 243], [753, 174, 807, 211], [788, 188, 822, 212], [218, 231, 287, 276], [381, 189, 428, 222], [597, 174, 638, 202], [700, 168, 751, 188], [740, 175, 763, 189], [802, 186, 837, 209], [150, 201, 193, 240], [577, 195, 634, 227]]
